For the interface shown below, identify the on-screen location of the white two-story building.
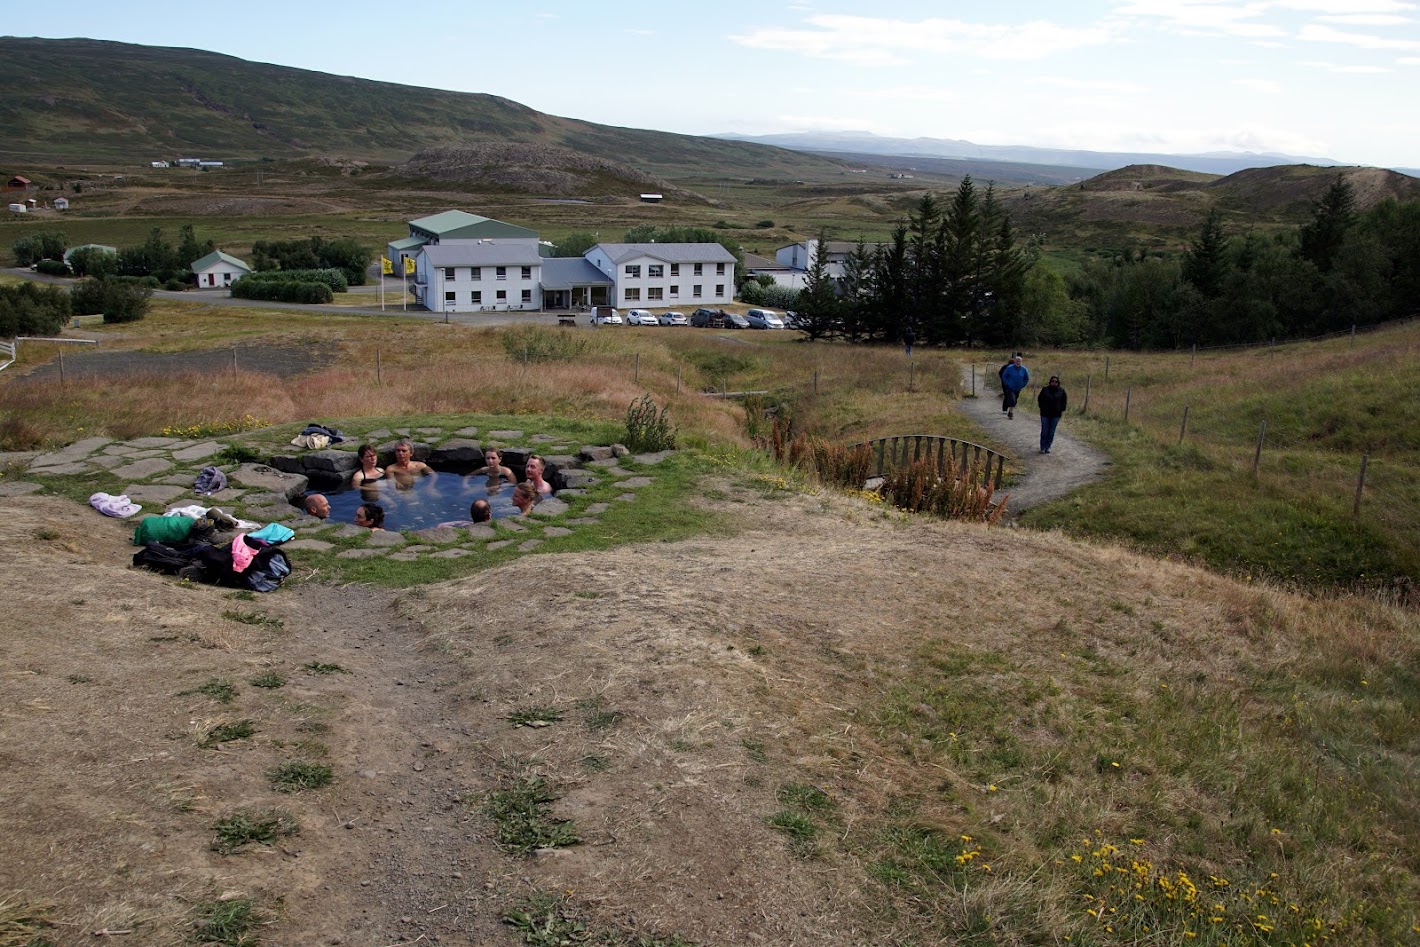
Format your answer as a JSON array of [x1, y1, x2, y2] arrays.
[[583, 243, 736, 308], [416, 244, 546, 313]]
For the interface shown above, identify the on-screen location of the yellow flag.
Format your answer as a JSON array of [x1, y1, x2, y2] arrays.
[[381, 256, 393, 275], [404, 256, 415, 275]]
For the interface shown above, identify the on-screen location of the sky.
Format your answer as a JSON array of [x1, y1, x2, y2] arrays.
[[16, 0, 1420, 168]]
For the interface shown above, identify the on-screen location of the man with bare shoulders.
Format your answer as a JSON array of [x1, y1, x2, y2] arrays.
[[387, 440, 432, 487]]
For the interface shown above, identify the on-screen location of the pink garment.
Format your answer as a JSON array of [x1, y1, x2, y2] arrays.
[[230, 534, 258, 573]]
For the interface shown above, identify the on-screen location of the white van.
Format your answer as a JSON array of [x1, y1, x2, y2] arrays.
[[590, 306, 622, 325], [745, 308, 785, 329]]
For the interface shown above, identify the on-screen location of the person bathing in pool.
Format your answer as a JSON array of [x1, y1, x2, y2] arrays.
[[470, 448, 515, 488], [524, 454, 553, 496]]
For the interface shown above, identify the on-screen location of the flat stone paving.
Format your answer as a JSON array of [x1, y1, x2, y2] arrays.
[[9, 423, 668, 567]]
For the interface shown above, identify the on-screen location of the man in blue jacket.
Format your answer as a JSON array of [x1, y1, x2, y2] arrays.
[[1000, 355, 1029, 420]]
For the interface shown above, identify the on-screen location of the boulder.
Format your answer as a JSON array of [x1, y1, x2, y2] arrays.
[[560, 469, 600, 489], [579, 445, 615, 462], [230, 463, 309, 502], [429, 438, 482, 466]]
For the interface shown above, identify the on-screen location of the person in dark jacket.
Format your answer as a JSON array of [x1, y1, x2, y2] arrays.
[[1000, 355, 1029, 419], [903, 324, 916, 357], [1037, 375, 1067, 453]]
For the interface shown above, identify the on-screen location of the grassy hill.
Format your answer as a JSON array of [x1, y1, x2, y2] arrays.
[[0, 37, 846, 180], [1008, 162, 1420, 250]]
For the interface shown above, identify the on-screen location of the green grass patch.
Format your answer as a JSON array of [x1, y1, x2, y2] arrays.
[[191, 896, 264, 947], [267, 760, 332, 793], [506, 706, 563, 728], [211, 809, 299, 855], [200, 720, 256, 747], [501, 891, 698, 947], [180, 677, 237, 703], [483, 771, 580, 855], [248, 672, 286, 688]]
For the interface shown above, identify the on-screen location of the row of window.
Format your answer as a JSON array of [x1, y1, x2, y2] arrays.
[[622, 284, 724, 302], [442, 265, 534, 281], [624, 262, 726, 278], [443, 289, 533, 304]]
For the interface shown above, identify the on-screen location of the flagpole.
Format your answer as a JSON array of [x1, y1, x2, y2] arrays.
[[380, 266, 385, 311]]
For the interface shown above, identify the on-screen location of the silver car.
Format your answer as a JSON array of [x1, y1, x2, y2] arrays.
[[658, 310, 689, 326]]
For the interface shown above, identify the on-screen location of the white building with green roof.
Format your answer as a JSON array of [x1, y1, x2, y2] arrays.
[[385, 210, 540, 276], [191, 249, 250, 289]]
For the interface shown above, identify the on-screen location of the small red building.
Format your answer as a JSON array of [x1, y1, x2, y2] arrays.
[[5, 175, 33, 191]]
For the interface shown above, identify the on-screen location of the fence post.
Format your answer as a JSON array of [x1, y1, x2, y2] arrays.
[[1252, 420, 1267, 477], [1124, 386, 1132, 422], [376, 348, 382, 386], [908, 360, 915, 390], [1178, 405, 1189, 445], [1083, 374, 1092, 414], [1350, 324, 1356, 345], [1190, 344, 1196, 368], [231, 347, 238, 380], [1353, 454, 1369, 517], [634, 352, 640, 383], [813, 368, 819, 395], [676, 366, 682, 395], [971, 364, 976, 396], [58, 349, 65, 387], [1104, 356, 1110, 380]]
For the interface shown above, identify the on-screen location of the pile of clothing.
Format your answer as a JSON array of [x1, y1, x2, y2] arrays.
[[131, 514, 295, 593]]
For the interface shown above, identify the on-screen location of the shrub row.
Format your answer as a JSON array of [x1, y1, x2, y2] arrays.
[[229, 278, 333, 304], [241, 268, 348, 292], [0, 281, 70, 336], [69, 278, 153, 323]]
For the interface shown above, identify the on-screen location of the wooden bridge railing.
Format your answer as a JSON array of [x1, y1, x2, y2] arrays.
[[849, 434, 1005, 489]]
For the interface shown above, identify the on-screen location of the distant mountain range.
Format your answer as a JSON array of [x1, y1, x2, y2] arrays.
[[714, 131, 1419, 178]]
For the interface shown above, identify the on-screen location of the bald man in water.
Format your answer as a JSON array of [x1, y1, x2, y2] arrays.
[[304, 494, 330, 519]]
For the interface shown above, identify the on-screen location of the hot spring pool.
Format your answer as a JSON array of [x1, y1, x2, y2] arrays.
[[313, 471, 521, 531]]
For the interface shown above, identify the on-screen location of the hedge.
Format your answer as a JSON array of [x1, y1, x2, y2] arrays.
[[241, 267, 349, 292], [229, 278, 334, 304]]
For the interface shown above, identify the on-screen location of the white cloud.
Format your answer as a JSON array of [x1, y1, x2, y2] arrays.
[[1112, 1, 1286, 38], [839, 85, 966, 103], [1298, 22, 1420, 46], [1314, 13, 1415, 23], [1038, 76, 1148, 93], [625, 28, 655, 36], [1272, 0, 1415, 11], [1233, 77, 1284, 90], [1300, 57, 1394, 68], [1400, 54, 1420, 60], [729, 15, 1115, 64]]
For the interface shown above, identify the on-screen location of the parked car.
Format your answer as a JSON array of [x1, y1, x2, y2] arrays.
[[625, 309, 658, 326], [690, 308, 723, 327], [745, 308, 785, 329], [658, 310, 689, 326], [721, 311, 751, 329], [590, 306, 622, 325], [783, 310, 803, 329]]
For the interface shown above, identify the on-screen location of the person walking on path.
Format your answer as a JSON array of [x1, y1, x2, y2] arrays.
[[903, 324, 916, 357], [1000, 355, 1029, 420], [1037, 375, 1067, 453]]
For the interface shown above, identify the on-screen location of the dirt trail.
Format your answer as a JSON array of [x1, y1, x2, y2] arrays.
[[958, 362, 1110, 515]]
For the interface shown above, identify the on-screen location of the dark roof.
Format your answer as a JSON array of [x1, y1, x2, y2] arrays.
[[594, 242, 737, 265], [423, 244, 543, 266], [540, 257, 613, 289]]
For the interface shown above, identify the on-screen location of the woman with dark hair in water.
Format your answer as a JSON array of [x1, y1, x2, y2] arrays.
[[351, 444, 385, 488], [353, 502, 385, 530]]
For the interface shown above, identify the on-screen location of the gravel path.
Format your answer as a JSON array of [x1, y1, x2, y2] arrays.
[[958, 363, 1110, 516]]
